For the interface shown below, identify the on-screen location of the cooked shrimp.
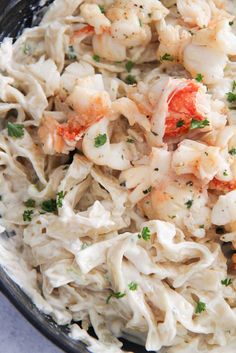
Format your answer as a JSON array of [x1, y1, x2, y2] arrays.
[[38, 115, 73, 154], [209, 178, 236, 193], [177, 0, 212, 28], [39, 75, 111, 154], [80, 4, 111, 35], [92, 33, 126, 62], [70, 24, 94, 43], [148, 78, 209, 144], [139, 175, 211, 238]]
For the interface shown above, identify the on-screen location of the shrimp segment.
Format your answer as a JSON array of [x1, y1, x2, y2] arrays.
[[70, 25, 94, 43], [209, 178, 236, 193], [165, 82, 205, 138]]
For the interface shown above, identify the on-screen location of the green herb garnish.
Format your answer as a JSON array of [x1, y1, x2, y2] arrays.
[[128, 282, 138, 291], [41, 199, 57, 213], [229, 147, 236, 156], [176, 119, 184, 127], [221, 278, 232, 287], [226, 92, 236, 103], [93, 54, 100, 62], [195, 73, 203, 82], [94, 133, 107, 147], [127, 138, 135, 143], [106, 291, 126, 304], [56, 191, 65, 208], [195, 301, 206, 314], [125, 75, 137, 85], [7, 122, 24, 138], [143, 186, 152, 195], [160, 53, 174, 62], [185, 199, 193, 209], [125, 61, 134, 73], [223, 170, 228, 176], [98, 5, 105, 13], [23, 209, 34, 222], [67, 45, 77, 60], [24, 199, 35, 208], [138, 226, 151, 241], [190, 119, 210, 130]]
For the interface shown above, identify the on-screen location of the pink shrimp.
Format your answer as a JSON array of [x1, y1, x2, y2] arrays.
[[164, 81, 205, 138]]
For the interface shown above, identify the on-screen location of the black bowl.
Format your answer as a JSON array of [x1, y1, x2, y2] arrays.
[[0, 2, 146, 352]]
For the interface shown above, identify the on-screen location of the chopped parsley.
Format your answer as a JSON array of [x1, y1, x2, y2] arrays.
[[168, 215, 176, 219], [98, 4, 105, 13], [195, 301, 206, 314], [93, 54, 100, 62], [125, 60, 134, 73], [128, 282, 138, 291], [190, 119, 210, 130], [106, 291, 126, 304], [223, 170, 228, 176], [143, 186, 152, 195], [94, 133, 107, 147], [229, 21, 234, 26], [7, 122, 24, 138], [199, 224, 204, 229], [56, 191, 65, 208], [67, 45, 77, 60], [229, 147, 236, 156], [138, 226, 151, 241], [23, 209, 34, 222], [185, 199, 193, 209], [226, 91, 236, 103], [127, 138, 135, 143], [195, 73, 203, 82], [23, 42, 31, 55], [221, 278, 232, 287], [232, 80, 236, 91], [41, 199, 57, 213], [24, 199, 35, 208], [139, 18, 142, 27], [176, 119, 184, 127], [125, 75, 137, 85], [160, 53, 174, 62]]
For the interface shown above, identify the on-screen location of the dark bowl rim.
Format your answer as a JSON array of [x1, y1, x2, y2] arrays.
[[0, 272, 78, 353]]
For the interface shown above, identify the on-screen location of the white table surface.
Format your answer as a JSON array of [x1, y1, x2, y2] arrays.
[[0, 292, 64, 353]]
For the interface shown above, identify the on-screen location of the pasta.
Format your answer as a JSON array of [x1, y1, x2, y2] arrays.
[[0, 0, 236, 352]]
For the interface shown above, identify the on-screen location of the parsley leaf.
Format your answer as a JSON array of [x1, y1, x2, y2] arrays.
[[7, 122, 24, 138], [125, 61, 134, 73], [223, 170, 228, 176], [195, 301, 206, 314], [229, 21, 234, 26], [195, 73, 203, 82], [93, 54, 100, 62], [176, 119, 184, 127], [98, 4, 105, 13], [106, 291, 126, 304], [143, 186, 152, 195], [23, 209, 34, 222], [138, 226, 151, 241], [127, 138, 135, 143], [67, 45, 77, 60], [94, 133, 107, 147], [125, 75, 137, 85], [226, 91, 236, 103], [23, 42, 31, 55], [128, 282, 138, 291], [232, 80, 236, 91], [160, 53, 174, 62], [190, 119, 210, 130], [229, 147, 236, 156], [221, 278, 232, 287], [41, 199, 57, 213], [185, 199, 193, 209], [24, 199, 35, 208], [56, 191, 65, 208]]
